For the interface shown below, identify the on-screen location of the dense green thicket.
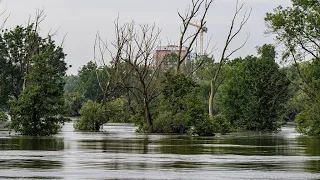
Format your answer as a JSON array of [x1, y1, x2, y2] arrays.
[[1, 0, 319, 136], [265, 0, 320, 135], [0, 112, 8, 122], [294, 59, 320, 135], [217, 45, 290, 131], [74, 97, 126, 131], [0, 24, 69, 136], [152, 73, 214, 136]]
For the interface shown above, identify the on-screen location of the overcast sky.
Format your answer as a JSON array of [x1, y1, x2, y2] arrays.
[[1, 0, 291, 74]]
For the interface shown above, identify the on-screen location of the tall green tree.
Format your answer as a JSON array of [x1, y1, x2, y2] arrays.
[[77, 61, 105, 101], [6, 24, 69, 136], [218, 45, 289, 131], [265, 0, 319, 97], [0, 25, 38, 109], [265, 0, 320, 135], [295, 58, 320, 135]]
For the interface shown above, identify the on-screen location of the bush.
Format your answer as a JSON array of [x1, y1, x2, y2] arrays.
[[212, 114, 231, 134], [107, 97, 126, 123], [130, 111, 149, 132], [191, 115, 215, 136], [153, 111, 189, 133], [152, 73, 215, 136], [75, 97, 126, 131], [74, 100, 108, 131]]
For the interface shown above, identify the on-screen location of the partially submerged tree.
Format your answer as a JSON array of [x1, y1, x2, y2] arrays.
[[120, 23, 162, 130], [1, 12, 69, 136], [9, 30, 68, 136], [218, 45, 289, 131], [209, 0, 251, 118]]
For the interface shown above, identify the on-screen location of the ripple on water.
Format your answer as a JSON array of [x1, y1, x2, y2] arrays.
[[0, 123, 319, 180]]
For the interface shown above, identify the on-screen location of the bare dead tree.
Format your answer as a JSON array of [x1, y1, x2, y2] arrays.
[[119, 22, 162, 128], [93, 18, 132, 105], [176, 0, 214, 73], [209, 0, 251, 119]]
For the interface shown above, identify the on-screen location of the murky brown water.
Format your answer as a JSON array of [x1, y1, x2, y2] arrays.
[[0, 123, 319, 180]]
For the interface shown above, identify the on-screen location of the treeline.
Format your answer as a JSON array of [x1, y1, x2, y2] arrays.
[[0, 0, 319, 136], [65, 43, 318, 136]]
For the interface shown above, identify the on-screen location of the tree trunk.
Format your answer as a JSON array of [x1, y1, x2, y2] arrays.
[[176, 61, 182, 74], [209, 79, 215, 119], [94, 122, 100, 132], [143, 98, 152, 127]]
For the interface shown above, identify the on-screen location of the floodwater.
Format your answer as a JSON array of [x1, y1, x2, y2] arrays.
[[0, 123, 319, 180]]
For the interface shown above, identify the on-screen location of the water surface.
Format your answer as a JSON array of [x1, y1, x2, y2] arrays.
[[0, 123, 319, 180]]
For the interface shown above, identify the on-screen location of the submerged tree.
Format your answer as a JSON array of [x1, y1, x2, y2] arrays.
[[218, 45, 289, 131], [2, 11, 69, 136], [209, 0, 251, 119], [265, 0, 320, 135], [9, 34, 69, 136], [120, 23, 163, 130]]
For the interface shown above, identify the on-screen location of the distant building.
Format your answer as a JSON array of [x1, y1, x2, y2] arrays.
[[154, 45, 190, 67]]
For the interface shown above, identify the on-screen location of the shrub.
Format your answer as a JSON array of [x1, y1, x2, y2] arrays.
[[75, 97, 126, 131], [212, 114, 231, 134], [153, 111, 189, 133], [107, 97, 126, 123], [153, 73, 215, 136], [192, 115, 215, 136], [74, 100, 108, 131]]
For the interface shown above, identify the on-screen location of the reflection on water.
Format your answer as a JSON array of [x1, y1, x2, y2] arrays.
[[0, 123, 319, 180]]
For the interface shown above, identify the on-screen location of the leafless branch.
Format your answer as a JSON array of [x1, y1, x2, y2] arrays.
[[209, 0, 251, 118], [176, 0, 214, 73]]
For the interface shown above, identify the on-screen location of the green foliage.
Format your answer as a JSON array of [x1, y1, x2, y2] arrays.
[[212, 114, 231, 134], [10, 87, 68, 136], [265, 1, 320, 136], [162, 53, 179, 71], [265, 0, 319, 61], [191, 115, 215, 136], [77, 61, 106, 101], [296, 102, 320, 136], [153, 73, 214, 136], [0, 25, 36, 109], [218, 45, 289, 131], [7, 25, 69, 136], [64, 92, 86, 117], [0, 112, 8, 122], [153, 112, 189, 134], [74, 100, 108, 131], [75, 97, 126, 131], [64, 75, 80, 94], [293, 59, 320, 136], [130, 111, 147, 132], [107, 97, 127, 123]]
